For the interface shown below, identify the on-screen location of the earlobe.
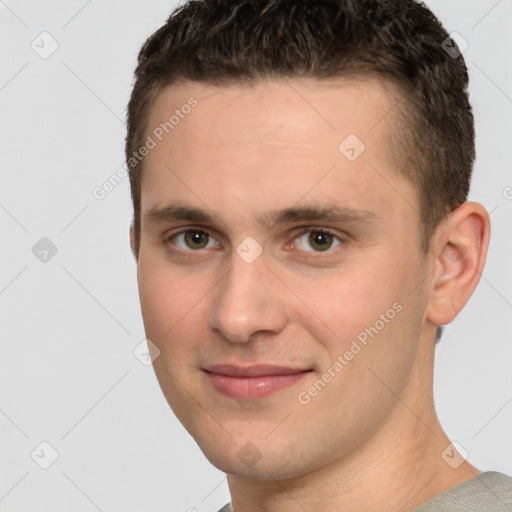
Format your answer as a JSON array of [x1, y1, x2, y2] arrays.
[[426, 202, 490, 326]]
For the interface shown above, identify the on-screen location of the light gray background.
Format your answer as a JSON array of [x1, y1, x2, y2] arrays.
[[1, 1, 511, 511]]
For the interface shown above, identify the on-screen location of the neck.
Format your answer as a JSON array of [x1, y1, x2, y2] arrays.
[[226, 351, 478, 512]]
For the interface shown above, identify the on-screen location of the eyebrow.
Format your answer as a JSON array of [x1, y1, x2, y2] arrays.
[[143, 202, 381, 231]]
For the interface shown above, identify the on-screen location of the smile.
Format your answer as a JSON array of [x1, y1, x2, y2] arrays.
[[203, 365, 312, 399]]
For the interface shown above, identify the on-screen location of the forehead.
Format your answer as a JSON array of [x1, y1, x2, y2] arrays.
[[145, 76, 400, 157], [139, 77, 417, 235]]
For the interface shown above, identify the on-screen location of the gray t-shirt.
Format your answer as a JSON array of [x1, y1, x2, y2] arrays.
[[217, 471, 512, 511]]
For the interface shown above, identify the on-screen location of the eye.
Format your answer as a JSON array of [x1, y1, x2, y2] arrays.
[[292, 228, 344, 253], [169, 229, 220, 251]]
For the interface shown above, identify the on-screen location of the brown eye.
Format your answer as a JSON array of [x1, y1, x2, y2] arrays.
[[184, 230, 210, 249], [293, 229, 343, 253], [170, 230, 219, 251], [308, 231, 334, 251]]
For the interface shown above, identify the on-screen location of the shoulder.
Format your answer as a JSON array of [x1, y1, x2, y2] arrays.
[[413, 472, 512, 511]]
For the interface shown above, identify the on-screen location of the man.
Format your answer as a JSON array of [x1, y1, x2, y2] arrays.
[[125, 0, 512, 510]]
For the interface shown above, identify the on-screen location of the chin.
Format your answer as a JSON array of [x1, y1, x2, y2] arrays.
[[196, 433, 316, 482], [203, 451, 302, 481]]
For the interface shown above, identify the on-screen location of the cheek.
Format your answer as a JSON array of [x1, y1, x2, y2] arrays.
[[137, 262, 171, 336], [137, 256, 211, 359], [137, 257, 188, 341], [294, 248, 423, 371], [293, 265, 398, 341]]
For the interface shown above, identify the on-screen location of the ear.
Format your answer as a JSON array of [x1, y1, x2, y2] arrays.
[[426, 201, 490, 326], [129, 224, 139, 262]]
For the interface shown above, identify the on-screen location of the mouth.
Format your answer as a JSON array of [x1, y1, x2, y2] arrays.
[[202, 364, 313, 399]]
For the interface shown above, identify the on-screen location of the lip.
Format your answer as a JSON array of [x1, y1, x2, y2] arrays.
[[205, 364, 310, 377], [203, 364, 312, 399]]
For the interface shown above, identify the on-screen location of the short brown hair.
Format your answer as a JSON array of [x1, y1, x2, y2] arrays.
[[125, 0, 475, 344]]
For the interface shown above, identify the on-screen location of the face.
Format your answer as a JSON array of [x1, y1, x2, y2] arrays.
[[134, 77, 436, 480]]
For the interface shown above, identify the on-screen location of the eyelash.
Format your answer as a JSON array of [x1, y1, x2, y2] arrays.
[[164, 226, 346, 258], [289, 228, 345, 257]]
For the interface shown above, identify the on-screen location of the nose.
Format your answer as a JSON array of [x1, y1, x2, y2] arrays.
[[207, 249, 288, 344]]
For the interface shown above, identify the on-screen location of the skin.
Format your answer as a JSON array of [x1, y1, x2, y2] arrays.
[[130, 77, 490, 512]]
